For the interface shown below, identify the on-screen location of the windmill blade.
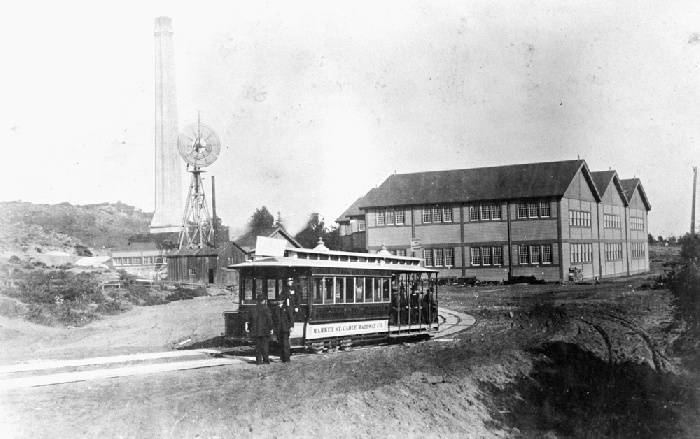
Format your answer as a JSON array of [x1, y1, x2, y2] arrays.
[[177, 121, 221, 167]]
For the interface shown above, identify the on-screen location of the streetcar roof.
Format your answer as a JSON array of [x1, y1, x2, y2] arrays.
[[227, 256, 439, 273]]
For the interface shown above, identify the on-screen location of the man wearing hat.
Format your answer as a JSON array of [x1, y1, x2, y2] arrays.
[[248, 295, 273, 365], [277, 277, 297, 362]]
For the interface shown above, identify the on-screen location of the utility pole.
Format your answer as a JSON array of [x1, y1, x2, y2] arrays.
[[692, 166, 697, 236]]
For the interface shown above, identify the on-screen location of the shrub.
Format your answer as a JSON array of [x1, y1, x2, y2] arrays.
[[166, 286, 207, 302]]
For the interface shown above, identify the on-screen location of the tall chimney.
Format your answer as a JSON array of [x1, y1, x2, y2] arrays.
[[150, 16, 184, 234], [692, 166, 697, 236]]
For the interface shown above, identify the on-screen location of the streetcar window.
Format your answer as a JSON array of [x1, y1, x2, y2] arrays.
[[313, 278, 323, 304], [382, 278, 390, 301], [243, 278, 253, 302], [324, 277, 334, 303], [335, 277, 344, 303], [374, 278, 381, 302], [266, 279, 275, 300], [356, 277, 365, 303], [298, 276, 309, 301], [255, 279, 264, 301], [364, 277, 373, 302], [345, 277, 355, 303]]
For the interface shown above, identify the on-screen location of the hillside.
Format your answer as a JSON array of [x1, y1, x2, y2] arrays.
[[0, 201, 152, 254]]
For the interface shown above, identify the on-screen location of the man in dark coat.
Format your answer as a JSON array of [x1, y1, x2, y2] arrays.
[[277, 278, 296, 362], [248, 296, 273, 365], [422, 286, 437, 324]]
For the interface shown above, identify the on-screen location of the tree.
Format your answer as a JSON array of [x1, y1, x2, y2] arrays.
[[295, 213, 324, 248], [294, 213, 341, 250], [658, 235, 664, 243], [648, 233, 654, 244], [248, 206, 275, 234]]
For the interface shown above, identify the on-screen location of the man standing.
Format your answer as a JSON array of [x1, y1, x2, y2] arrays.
[[278, 278, 297, 362], [248, 296, 273, 365]]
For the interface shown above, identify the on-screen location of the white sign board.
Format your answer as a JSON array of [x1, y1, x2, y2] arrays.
[[255, 236, 287, 257], [410, 239, 421, 250], [305, 319, 389, 340]]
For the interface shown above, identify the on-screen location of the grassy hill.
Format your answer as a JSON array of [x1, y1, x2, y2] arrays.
[[0, 201, 152, 254]]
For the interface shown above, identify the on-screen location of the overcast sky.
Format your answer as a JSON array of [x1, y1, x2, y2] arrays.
[[0, 0, 698, 237]]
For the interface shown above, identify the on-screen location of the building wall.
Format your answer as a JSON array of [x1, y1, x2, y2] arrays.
[[111, 248, 171, 280], [627, 188, 650, 274], [343, 168, 650, 282], [560, 170, 600, 281]]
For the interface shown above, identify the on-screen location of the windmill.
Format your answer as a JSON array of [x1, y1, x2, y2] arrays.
[[177, 115, 221, 249]]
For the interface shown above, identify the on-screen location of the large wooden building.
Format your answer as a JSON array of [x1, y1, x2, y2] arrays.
[[337, 159, 650, 282]]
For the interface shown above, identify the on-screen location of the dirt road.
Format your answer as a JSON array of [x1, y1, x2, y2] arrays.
[[0, 268, 698, 438]]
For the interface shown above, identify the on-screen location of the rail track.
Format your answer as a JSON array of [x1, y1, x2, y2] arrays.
[[0, 308, 476, 390]]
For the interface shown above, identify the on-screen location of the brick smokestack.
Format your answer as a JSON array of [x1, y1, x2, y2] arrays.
[[150, 16, 184, 234]]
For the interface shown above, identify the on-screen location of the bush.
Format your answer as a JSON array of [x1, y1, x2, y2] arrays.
[[96, 300, 131, 315], [166, 286, 207, 302]]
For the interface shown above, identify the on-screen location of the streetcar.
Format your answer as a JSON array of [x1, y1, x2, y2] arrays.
[[223, 244, 439, 351]]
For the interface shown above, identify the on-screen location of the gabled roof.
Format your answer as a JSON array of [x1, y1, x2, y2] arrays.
[[591, 171, 615, 195], [234, 225, 302, 253], [359, 159, 599, 209], [591, 170, 628, 206], [620, 178, 651, 211], [336, 189, 376, 223]]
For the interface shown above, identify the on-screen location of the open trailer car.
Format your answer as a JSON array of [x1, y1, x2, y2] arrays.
[[223, 247, 439, 351]]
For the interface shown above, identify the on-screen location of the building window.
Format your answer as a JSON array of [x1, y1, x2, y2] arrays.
[[423, 249, 433, 266], [482, 247, 492, 265], [471, 247, 481, 266], [385, 209, 395, 225], [422, 208, 432, 223], [358, 220, 366, 232], [442, 207, 453, 222], [395, 210, 405, 225], [542, 245, 552, 264], [434, 248, 444, 267], [605, 243, 623, 261], [518, 245, 529, 264], [529, 245, 540, 264], [469, 206, 479, 221], [569, 210, 591, 228], [631, 242, 646, 258], [492, 246, 503, 265], [444, 248, 454, 266], [432, 206, 442, 223], [491, 204, 502, 220], [630, 217, 644, 231], [517, 203, 528, 219], [480, 205, 491, 221], [395, 249, 407, 257], [376, 210, 385, 226], [604, 213, 621, 229], [527, 203, 539, 218], [539, 201, 551, 217], [571, 243, 593, 263]]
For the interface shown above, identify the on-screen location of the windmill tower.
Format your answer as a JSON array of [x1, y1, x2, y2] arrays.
[[177, 115, 222, 249]]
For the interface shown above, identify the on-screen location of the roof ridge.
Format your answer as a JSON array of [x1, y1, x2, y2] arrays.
[[387, 159, 583, 178]]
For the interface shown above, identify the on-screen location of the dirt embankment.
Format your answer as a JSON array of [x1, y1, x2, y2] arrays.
[[1, 257, 699, 438]]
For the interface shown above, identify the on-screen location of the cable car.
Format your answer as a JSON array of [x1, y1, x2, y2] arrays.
[[223, 243, 439, 351]]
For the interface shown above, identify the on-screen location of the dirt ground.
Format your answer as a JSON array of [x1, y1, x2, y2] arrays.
[[0, 247, 698, 438]]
